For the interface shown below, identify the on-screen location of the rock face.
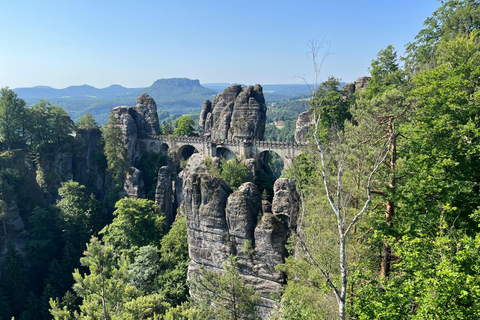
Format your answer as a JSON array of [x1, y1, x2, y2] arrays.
[[74, 128, 106, 194], [132, 93, 160, 137], [155, 165, 174, 229], [294, 109, 314, 143], [0, 201, 29, 262], [341, 76, 371, 97], [123, 167, 145, 199], [111, 93, 159, 166], [184, 155, 299, 319], [199, 84, 267, 140]]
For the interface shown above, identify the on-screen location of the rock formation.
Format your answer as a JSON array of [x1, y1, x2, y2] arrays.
[[155, 165, 174, 229], [74, 128, 106, 194], [111, 93, 159, 166], [183, 154, 299, 318], [123, 167, 145, 199], [199, 84, 267, 140], [294, 109, 314, 143], [341, 76, 371, 96], [0, 201, 29, 263]]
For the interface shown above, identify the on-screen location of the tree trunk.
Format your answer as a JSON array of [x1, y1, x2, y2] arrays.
[[339, 237, 347, 320], [380, 119, 396, 279]]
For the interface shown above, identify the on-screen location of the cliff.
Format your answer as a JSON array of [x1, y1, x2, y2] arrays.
[[182, 153, 299, 318], [199, 84, 267, 140]]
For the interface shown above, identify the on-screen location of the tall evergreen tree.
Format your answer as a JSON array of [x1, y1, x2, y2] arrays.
[[104, 112, 128, 190], [0, 87, 26, 150]]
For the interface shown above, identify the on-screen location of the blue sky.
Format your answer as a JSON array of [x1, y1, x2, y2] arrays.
[[0, 0, 440, 89]]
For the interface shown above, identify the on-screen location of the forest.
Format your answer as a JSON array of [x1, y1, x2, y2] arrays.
[[1, 0, 480, 319]]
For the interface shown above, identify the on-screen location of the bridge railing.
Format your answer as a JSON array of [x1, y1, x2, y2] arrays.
[[145, 135, 308, 148]]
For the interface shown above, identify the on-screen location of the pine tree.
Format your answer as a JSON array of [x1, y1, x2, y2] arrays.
[[192, 255, 260, 320], [104, 112, 128, 190]]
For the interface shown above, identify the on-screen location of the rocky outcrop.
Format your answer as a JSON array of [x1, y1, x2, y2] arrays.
[[199, 84, 267, 140], [184, 155, 299, 319], [111, 93, 159, 166], [294, 109, 314, 143], [132, 93, 160, 137], [341, 76, 371, 97], [155, 165, 174, 229], [123, 167, 145, 199], [0, 201, 29, 261], [74, 128, 106, 194]]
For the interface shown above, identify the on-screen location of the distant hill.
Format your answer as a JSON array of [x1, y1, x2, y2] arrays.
[[13, 78, 217, 124], [13, 79, 337, 124]]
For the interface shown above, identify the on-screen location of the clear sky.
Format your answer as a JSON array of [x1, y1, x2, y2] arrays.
[[0, 0, 440, 89]]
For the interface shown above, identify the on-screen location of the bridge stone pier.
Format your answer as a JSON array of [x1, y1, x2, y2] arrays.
[[139, 135, 306, 168]]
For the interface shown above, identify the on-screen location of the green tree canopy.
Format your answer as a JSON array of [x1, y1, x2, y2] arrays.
[[0, 87, 26, 150], [173, 116, 195, 137], [100, 198, 165, 258], [192, 255, 260, 320], [77, 112, 99, 130], [104, 112, 128, 189]]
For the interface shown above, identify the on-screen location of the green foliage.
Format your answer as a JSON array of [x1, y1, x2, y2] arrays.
[[218, 158, 249, 191], [366, 45, 405, 97], [192, 255, 260, 320], [56, 181, 93, 242], [140, 151, 167, 200], [128, 245, 161, 295], [157, 216, 190, 305], [173, 116, 196, 137], [77, 112, 99, 130], [405, 0, 480, 73], [204, 157, 249, 191], [352, 234, 480, 319], [159, 119, 174, 135], [119, 294, 171, 320], [0, 87, 26, 150], [312, 76, 351, 143], [50, 237, 137, 320], [104, 112, 128, 189], [101, 198, 165, 259], [1, 242, 27, 318], [25, 100, 76, 152], [163, 303, 202, 320], [27, 206, 58, 289]]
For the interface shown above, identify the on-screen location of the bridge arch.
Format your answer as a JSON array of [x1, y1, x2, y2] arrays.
[[255, 150, 285, 179], [159, 142, 169, 154], [176, 144, 198, 162], [216, 147, 235, 160]]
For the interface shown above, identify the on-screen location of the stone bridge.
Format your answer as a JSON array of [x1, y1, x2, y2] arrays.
[[139, 135, 306, 168]]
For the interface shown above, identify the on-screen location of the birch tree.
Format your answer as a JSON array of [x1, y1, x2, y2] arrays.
[[287, 39, 393, 320]]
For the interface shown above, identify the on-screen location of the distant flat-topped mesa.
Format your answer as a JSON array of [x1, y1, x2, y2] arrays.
[[199, 84, 267, 140]]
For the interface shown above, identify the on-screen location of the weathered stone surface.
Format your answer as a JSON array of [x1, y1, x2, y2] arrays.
[[184, 152, 300, 319], [74, 128, 106, 193], [340, 76, 371, 98], [199, 99, 212, 136], [155, 166, 174, 229], [229, 84, 267, 140], [111, 106, 139, 166], [110, 93, 160, 166], [200, 84, 267, 140], [132, 93, 160, 136], [0, 201, 29, 260], [295, 108, 314, 143], [355, 76, 371, 91], [123, 167, 145, 199], [226, 182, 262, 249]]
